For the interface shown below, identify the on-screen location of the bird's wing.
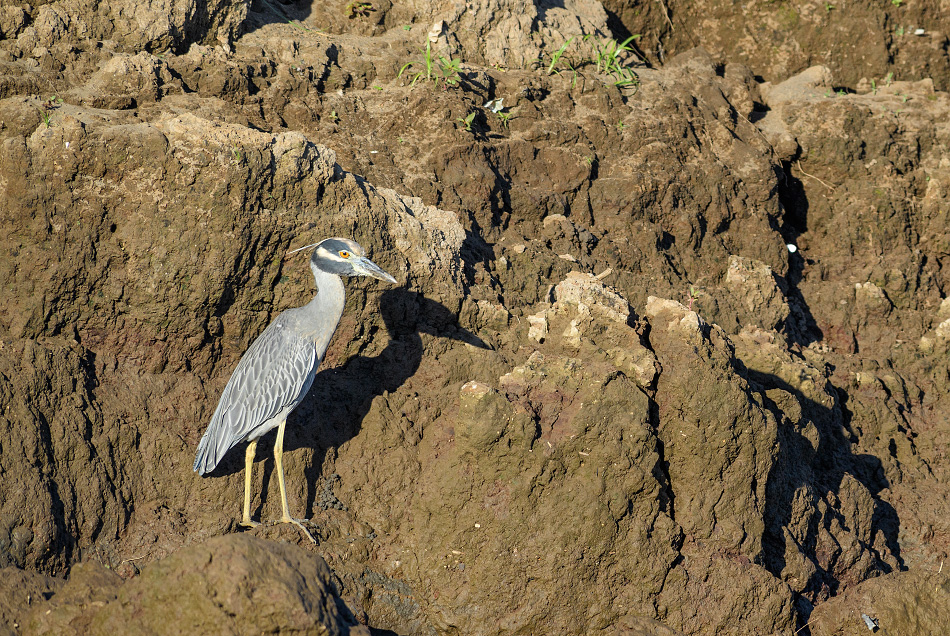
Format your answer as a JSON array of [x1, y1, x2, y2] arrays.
[[194, 317, 316, 474]]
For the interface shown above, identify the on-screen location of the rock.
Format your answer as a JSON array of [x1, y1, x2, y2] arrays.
[[526, 272, 657, 387], [808, 569, 950, 636], [23, 534, 370, 636], [0, 567, 61, 635], [609, 1, 950, 90], [15, 0, 247, 54], [647, 297, 777, 559], [76, 53, 179, 107], [762, 66, 835, 106], [722, 255, 792, 332], [644, 297, 703, 336], [2, 0, 950, 633], [0, 106, 465, 573]]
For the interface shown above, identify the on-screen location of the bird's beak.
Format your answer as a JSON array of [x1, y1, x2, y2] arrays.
[[355, 256, 398, 284]]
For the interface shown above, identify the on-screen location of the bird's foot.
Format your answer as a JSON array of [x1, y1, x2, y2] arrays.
[[239, 518, 261, 529], [279, 515, 316, 544]]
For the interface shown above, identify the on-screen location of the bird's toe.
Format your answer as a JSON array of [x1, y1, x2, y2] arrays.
[[278, 516, 317, 544]]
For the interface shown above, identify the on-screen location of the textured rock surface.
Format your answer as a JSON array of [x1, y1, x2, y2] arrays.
[[1, 0, 949, 635], [809, 568, 950, 636], [22, 534, 370, 635], [605, 0, 950, 91], [3, 0, 248, 54]]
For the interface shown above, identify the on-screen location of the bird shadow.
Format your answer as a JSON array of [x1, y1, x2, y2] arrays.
[[248, 287, 485, 518]]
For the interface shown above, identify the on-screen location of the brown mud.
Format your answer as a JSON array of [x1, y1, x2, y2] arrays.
[[1, 0, 949, 634]]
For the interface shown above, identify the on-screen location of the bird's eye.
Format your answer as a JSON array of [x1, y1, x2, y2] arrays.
[[339, 250, 350, 258]]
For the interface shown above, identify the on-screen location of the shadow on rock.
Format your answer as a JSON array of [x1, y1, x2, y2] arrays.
[[775, 161, 823, 347], [753, 370, 904, 616], [246, 0, 315, 30], [270, 288, 486, 515]]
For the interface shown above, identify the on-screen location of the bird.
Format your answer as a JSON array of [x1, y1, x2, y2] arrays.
[[194, 237, 397, 543]]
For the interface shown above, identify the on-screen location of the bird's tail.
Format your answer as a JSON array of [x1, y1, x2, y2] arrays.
[[193, 424, 224, 475]]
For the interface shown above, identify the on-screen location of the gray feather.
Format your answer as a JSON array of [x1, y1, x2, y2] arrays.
[[194, 315, 317, 474]]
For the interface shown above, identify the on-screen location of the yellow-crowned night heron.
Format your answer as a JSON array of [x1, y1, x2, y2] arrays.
[[194, 238, 397, 542]]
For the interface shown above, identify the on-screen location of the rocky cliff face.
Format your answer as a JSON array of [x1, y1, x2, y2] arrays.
[[1, 1, 948, 635]]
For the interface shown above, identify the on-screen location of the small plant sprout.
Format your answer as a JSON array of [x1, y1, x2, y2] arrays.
[[284, 17, 315, 33], [39, 95, 63, 128], [402, 25, 412, 31], [344, 1, 375, 19], [457, 112, 476, 132], [896, 25, 905, 36], [230, 146, 243, 163], [824, 2, 834, 11], [612, 67, 639, 88], [616, 120, 626, 131], [578, 35, 641, 89], [594, 35, 641, 74], [891, 0, 902, 6], [398, 40, 435, 86], [437, 55, 462, 88], [686, 286, 699, 311], [329, 110, 339, 122], [836, 88, 847, 97], [885, 71, 894, 86], [547, 37, 574, 75], [399, 40, 462, 89], [497, 111, 512, 128]]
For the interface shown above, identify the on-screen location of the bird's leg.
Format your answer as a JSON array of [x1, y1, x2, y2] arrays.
[[274, 420, 316, 543], [239, 440, 260, 528]]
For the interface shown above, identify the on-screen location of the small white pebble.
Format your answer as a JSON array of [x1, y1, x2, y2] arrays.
[[369, 150, 378, 154], [474, 523, 481, 528], [786, 243, 798, 253], [65, 141, 69, 149], [915, 28, 926, 36]]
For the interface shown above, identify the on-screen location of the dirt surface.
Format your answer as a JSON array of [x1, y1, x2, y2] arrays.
[[1, 0, 949, 634]]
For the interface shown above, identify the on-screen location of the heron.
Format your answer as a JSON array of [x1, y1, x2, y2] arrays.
[[194, 237, 397, 543]]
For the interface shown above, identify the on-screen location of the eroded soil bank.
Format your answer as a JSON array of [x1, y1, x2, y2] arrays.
[[1, 0, 948, 634]]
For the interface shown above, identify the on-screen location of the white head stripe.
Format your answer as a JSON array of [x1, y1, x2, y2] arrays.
[[288, 241, 320, 255]]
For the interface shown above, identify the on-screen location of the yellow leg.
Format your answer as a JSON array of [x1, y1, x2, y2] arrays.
[[240, 440, 260, 528], [274, 420, 316, 543]]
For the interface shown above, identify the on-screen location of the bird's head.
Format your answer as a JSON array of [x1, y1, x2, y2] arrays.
[[290, 237, 397, 284]]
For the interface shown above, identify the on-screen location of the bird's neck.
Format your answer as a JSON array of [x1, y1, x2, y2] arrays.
[[301, 265, 347, 352]]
